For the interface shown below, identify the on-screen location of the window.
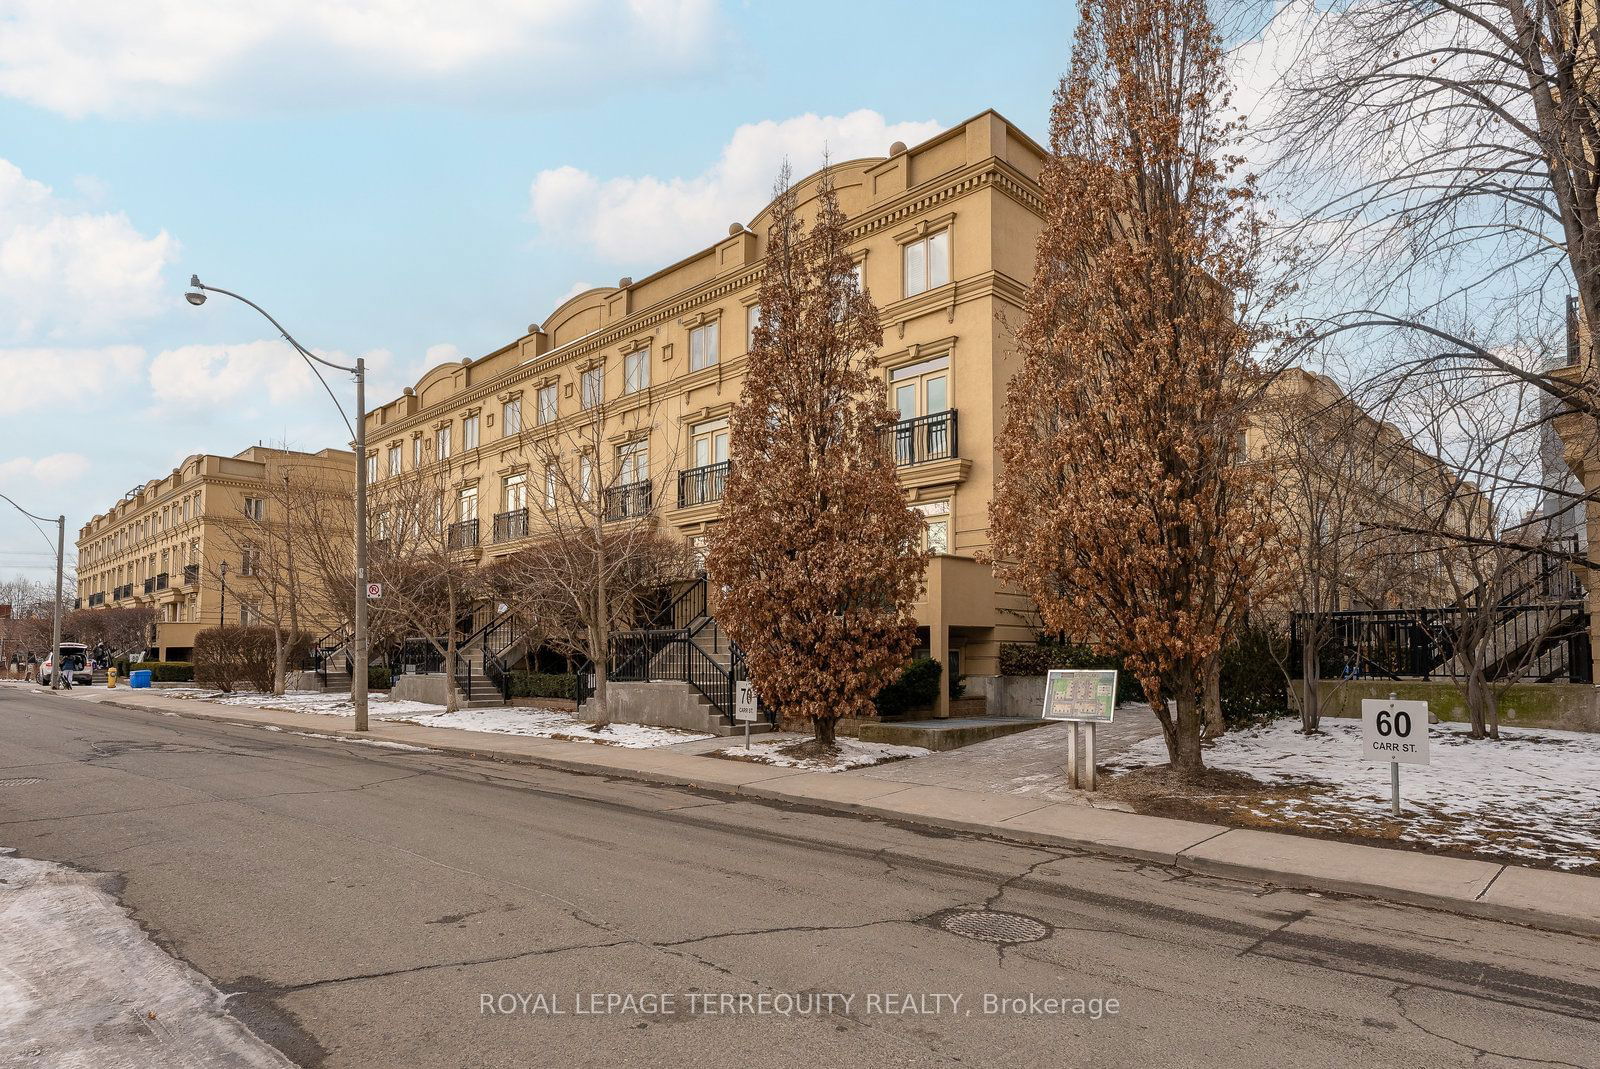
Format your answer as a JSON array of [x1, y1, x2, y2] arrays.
[[536, 385, 557, 425], [463, 414, 480, 450], [387, 444, 403, 476], [435, 424, 452, 460], [366, 452, 378, 483], [903, 229, 950, 297], [689, 321, 719, 371], [503, 398, 522, 436], [624, 348, 650, 393], [690, 418, 729, 469], [746, 304, 762, 350], [617, 440, 648, 485], [458, 486, 478, 522], [579, 454, 594, 501], [432, 493, 445, 532], [544, 465, 559, 509], [412, 436, 423, 467], [891, 356, 949, 420], [243, 497, 265, 521], [240, 544, 259, 576], [582, 363, 604, 404], [916, 501, 950, 555], [504, 472, 528, 513]]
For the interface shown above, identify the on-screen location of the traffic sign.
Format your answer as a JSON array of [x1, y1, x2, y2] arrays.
[[366, 582, 382, 599], [1360, 697, 1431, 766]]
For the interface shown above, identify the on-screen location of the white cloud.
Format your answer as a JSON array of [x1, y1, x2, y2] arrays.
[[0, 161, 175, 342], [0, 0, 723, 118], [527, 110, 946, 265], [0, 346, 146, 413], [0, 453, 90, 483], [146, 339, 386, 409]]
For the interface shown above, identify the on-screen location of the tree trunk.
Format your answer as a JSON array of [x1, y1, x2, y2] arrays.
[[1465, 664, 1491, 739], [1203, 656, 1224, 738], [1300, 631, 1322, 734], [813, 715, 838, 747], [271, 627, 287, 696], [1171, 662, 1206, 781]]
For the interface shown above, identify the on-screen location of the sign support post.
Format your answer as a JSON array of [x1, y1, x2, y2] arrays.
[[1360, 691, 1430, 819], [734, 681, 758, 750], [1043, 669, 1117, 792]]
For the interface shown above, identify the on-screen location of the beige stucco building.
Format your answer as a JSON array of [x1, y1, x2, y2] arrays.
[[75, 446, 356, 661], [365, 111, 1047, 714]]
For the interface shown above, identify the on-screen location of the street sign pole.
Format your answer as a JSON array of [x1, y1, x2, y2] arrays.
[[1085, 722, 1097, 791], [1066, 725, 1079, 789], [1043, 669, 1117, 792], [1361, 691, 1429, 819], [1391, 759, 1401, 817]]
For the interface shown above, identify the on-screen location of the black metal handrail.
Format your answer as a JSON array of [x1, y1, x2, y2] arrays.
[[448, 518, 480, 550], [493, 508, 528, 543], [649, 574, 709, 631], [677, 461, 729, 508], [183, 564, 199, 585], [883, 409, 958, 467], [604, 480, 653, 521]]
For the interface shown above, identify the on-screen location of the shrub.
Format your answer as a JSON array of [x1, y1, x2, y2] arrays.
[[129, 660, 194, 683], [368, 664, 393, 691], [1218, 623, 1292, 727], [507, 671, 577, 700], [874, 657, 943, 718], [999, 640, 1146, 705], [194, 627, 313, 692]]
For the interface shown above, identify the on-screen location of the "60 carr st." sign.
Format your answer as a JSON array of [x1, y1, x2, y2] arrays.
[[1360, 698, 1431, 767]]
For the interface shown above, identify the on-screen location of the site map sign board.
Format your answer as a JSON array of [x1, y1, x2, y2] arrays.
[[1042, 669, 1117, 723]]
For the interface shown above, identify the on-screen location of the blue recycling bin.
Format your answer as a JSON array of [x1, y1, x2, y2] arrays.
[[129, 669, 152, 689]]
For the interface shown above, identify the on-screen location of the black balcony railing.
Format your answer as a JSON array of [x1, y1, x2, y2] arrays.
[[142, 577, 156, 595], [72, 597, 81, 610], [493, 508, 528, 544], [183, 564, 199, 585], [884, 409, 958, 467], [605, 480, 653, 521], [88, 593, 105, 607], [677, 461, 729, 508], [449, 518, 481, 550], [155, 572, 169, 591]]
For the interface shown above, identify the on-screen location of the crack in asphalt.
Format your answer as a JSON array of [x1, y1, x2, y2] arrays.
[[1387, 983, 1594, 1068], [231, 939, 637, 996]]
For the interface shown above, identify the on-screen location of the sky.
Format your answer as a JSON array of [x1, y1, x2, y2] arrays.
[[0, 0, 1083, 582]]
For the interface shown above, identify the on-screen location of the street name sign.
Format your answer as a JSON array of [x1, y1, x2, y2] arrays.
[[1360, 697, 1431, 766], [1042, 669, 1117, 723]]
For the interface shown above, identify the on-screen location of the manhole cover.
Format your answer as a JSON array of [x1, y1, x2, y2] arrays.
[[935, 909, 1051, 945], [0, 778, 41, 787]]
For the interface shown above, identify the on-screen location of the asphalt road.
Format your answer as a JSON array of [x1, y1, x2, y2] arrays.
[[2, 686, 1598, 1069]]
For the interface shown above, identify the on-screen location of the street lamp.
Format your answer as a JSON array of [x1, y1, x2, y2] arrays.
[[185, 276, 371, 731], [0, 493, 65, 691], [219, 560, 228, 630]]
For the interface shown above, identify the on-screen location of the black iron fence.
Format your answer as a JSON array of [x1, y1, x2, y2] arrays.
[[492, 508, 528, 544], [884, 409, 958, 467], [677, 461, 729, 508], [605, 480, 653, 521], [448, 519, 480, 550]]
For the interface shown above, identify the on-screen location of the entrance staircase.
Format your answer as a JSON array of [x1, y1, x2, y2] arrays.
[[605, 575, 772, 737]]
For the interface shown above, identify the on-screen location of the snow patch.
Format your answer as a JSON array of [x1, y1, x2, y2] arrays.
[[0, 849, 293, 1066], [711, 737, 931, 772], [1106, 719, 1600, 870]]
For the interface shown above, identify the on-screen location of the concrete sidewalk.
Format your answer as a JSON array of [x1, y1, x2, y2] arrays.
[[31, 683, 1600, 939]]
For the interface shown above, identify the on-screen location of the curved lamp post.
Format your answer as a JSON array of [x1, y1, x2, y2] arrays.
[[0, 493, 65, 690], [185, 276, 370, 731]]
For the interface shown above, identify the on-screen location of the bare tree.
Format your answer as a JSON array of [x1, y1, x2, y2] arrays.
[[495, 360, 690, 730], [366, 446, 483, 712]]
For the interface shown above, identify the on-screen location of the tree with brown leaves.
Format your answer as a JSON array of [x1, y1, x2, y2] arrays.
[[710, 165, 928, 748], [989, 0, 1281, 779]]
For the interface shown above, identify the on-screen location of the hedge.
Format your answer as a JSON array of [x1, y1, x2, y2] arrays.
[[129, 660, 194, 683], [507, 671, 577, 700], [194, 627, 314, 692], [999, 640, 1146, 705], [1217, 623, 1292, 727], [874, 657, 943, 718], [368, 664, 393, 691]]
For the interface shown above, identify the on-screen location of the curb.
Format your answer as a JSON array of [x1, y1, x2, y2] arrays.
[[58, 690, 1600, 940]]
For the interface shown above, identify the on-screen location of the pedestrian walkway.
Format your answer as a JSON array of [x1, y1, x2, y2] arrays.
[[855, 703, 1162, 804], [26, 682, 1600, 939]]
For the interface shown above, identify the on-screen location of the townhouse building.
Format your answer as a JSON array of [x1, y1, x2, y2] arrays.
[[75, 446, 356, 661]]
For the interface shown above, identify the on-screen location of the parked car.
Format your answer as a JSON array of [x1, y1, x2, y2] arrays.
[[39, 643, 93, 686]]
